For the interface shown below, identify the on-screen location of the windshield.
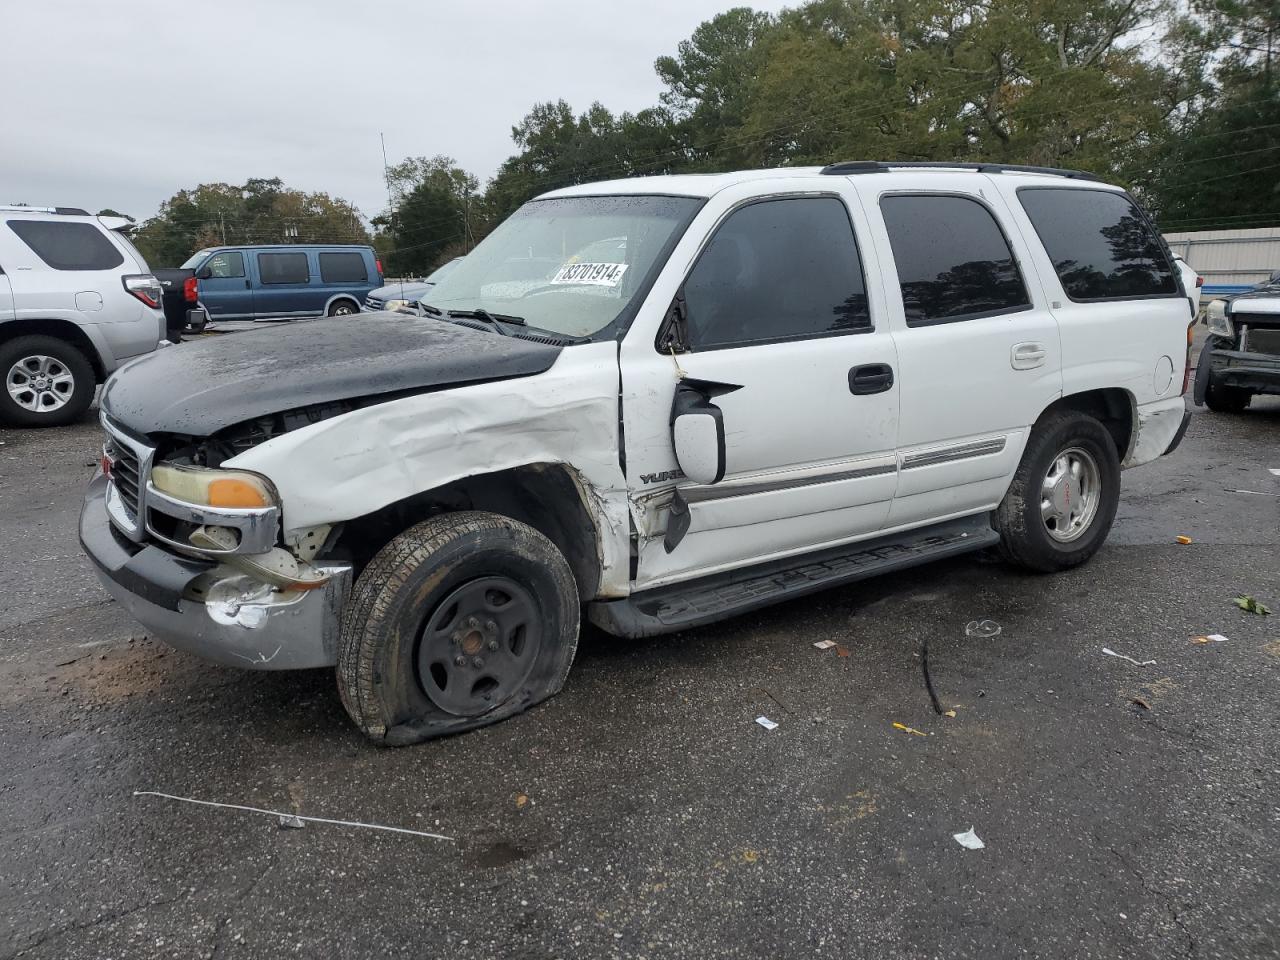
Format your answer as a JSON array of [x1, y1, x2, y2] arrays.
[[181, 249, 213, 269], [424, 257, 462, 284], [424, 195, 702, 339]]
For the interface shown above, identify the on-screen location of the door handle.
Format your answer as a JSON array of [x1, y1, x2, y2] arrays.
[[848, 363, 894, 395], [1011, 342, 1047, 370], [244, 279, 251, 289]]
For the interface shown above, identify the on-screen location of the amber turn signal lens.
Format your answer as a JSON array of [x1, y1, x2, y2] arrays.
[[207, 477, 270, 508]]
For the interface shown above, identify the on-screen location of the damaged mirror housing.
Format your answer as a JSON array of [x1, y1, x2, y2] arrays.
[[669, 379, 740, 486]]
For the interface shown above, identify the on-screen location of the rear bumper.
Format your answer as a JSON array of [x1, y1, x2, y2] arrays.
[[1126, 397, 1191, 468], [80, 475, 350, 670]]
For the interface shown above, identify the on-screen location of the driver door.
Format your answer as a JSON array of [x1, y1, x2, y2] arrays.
[[620, 189, 900, 589], [196, 250, 254, 319]]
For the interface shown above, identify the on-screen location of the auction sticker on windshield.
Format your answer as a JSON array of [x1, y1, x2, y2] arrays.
[[551, 262, 629, 287]]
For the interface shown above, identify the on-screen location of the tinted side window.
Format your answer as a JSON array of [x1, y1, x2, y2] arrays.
[[683, 197, 870, 350], [880, 195, 1030, 326], [206, 251, 244, 278], [7, 220, 124, 271], [258, 252, 309, 284], [1018, 188, 1177, 300], [319, 251, 368, 283]]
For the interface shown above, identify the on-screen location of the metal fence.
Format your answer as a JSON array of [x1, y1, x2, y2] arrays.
[[1163, 227, 1280, 298]]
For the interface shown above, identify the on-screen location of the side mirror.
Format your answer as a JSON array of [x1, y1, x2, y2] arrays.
[[195, 266, 213, 280], [669, 378, 741, 486]]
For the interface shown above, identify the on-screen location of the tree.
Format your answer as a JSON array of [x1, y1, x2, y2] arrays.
[[374, 156, 478, 276], [131, 179, 369, 267]]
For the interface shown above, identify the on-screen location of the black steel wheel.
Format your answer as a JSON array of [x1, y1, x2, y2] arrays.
[[327, 299, 359, 317], [417, 576, 543, 717], [337, 512, 579, 745]]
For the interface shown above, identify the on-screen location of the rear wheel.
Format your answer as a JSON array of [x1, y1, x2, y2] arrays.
[[0, 336, 96, 427], [336, 512, 580, 745], [994, 411, 1121, 572], [327, 299, 359, 317], [1203, 377, 1251, 413]]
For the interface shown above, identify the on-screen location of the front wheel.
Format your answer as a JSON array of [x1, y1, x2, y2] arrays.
[[336, 512, 580, 745], [1203, 377, 1251, 414], [994, 411, 1121, 573], [327, 299, 359, 317]]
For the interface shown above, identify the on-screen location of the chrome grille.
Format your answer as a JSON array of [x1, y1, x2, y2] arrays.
[[364, 296, 384, 311], [101, 416, 155, 542]]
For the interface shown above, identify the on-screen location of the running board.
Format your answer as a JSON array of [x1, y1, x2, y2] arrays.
[[588, 515, 999, 638]]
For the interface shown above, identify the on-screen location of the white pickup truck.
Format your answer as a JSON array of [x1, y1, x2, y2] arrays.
[[81, 162, 1198, 745]]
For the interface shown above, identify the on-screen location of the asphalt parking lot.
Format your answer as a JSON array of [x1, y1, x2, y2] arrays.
[[1, 383, 1278, 959]]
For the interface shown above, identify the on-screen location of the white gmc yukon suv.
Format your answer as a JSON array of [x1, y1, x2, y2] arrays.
[[80, 162, 1198, 744]]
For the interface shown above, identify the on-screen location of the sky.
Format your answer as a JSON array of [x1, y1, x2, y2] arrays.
[[3, 0, 788, 225]]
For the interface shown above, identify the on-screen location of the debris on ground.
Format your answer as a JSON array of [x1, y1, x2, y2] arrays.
[[1191, 634, 1229, 644], [921, 636, 943, 715], [964, 619, 1002, 638], [1269, 468, 1280, 477], [892, 722, 928, 737], [813, 640, 836, 650], [1175, 535, 1193, 545], [1232, 488, 1280, 498], [278, 814, 305, 829], [1130, 696, 1152, 710], [133, 791, 454, 840], [943, 709, 957, 718], [755, 716, 779, 731], [1233, 595, 1271, 615], [515, 794, 528, 809], [835, 644, 851, 657], [953, 827, 985, 850], [1101, 647, 1157, 667]]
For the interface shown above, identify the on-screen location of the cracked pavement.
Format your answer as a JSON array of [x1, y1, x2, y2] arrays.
[[1, 380, 1277, 959]]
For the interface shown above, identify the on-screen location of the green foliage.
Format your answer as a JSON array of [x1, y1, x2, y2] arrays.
[[373, 156, 478, 276], [373, 0, 1273, 255], [131, 178, 369, 267]]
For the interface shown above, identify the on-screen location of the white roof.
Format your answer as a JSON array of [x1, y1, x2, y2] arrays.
[[538, 164, 1118, 201]]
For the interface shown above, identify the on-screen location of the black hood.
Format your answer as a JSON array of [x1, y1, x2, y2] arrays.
[[101, 314, 563, 437]]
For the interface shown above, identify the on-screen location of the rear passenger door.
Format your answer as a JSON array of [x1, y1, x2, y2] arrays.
[[253, 250, 315, 319], [856, 176, 1062, 528]]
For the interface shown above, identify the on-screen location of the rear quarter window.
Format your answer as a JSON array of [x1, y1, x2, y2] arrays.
[[318, 251, 369, 283], [7, 220, 125, 271], [1017, 188, 1178, 301]]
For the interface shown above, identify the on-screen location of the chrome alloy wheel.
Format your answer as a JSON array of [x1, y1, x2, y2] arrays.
[[1040, 446, 1102, 543], [7, 355, 75, 413]]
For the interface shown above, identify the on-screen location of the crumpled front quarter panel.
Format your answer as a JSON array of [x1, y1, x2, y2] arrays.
[[224, 343, 630, 594]]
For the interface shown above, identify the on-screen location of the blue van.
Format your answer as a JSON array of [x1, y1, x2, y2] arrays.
[[181, 244, 382, 321]]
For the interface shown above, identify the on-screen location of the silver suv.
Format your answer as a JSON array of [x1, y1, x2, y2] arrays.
[[0, 206, 164, 426]]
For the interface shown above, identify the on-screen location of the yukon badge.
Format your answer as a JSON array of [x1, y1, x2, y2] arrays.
[[640, 469, 685, 485]]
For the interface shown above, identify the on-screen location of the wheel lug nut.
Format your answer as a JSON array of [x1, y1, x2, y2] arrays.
[[467, 617, 479, 629], [471, 657, 484, 668], [487, 640, 499, 652], [454, 655, 467, 667], [486, 620, 497, 633], [451, 632, 461, 645]]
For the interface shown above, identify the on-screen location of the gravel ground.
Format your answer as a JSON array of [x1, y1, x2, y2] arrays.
[[0, 377, 1277, 959]]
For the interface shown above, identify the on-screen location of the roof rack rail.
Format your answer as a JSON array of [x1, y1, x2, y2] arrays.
[[818, 161, 1099, 181], [0, 205, 92, 215]]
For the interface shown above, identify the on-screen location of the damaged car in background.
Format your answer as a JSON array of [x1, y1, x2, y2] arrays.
[[81, 162, 1196, 745], [1196, 281, 1280, 413]]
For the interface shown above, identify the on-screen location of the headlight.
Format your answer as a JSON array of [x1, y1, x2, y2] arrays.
[[151, 464, 278, 509], [1206, 299, 1233, 338], [382, 298, 410, 312]]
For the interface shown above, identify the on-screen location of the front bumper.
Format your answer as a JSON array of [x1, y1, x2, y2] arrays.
[[80, 475, 351, 670], [1204, 347, 1280, 394]]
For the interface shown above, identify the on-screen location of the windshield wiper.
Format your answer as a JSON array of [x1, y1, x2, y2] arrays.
[[446, 308, 526, 336], [418, 302, 443, 317]]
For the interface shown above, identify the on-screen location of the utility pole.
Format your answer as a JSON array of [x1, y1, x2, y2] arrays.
[[380, 132, 395, 214]]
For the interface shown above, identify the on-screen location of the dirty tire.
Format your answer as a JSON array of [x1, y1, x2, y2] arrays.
[[994, 411, 1120, 573], [327, 299, 359, 317], [1203, 377, 1251, 414], [336, 512, 579, 746], [0, 335, 95, 427]]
